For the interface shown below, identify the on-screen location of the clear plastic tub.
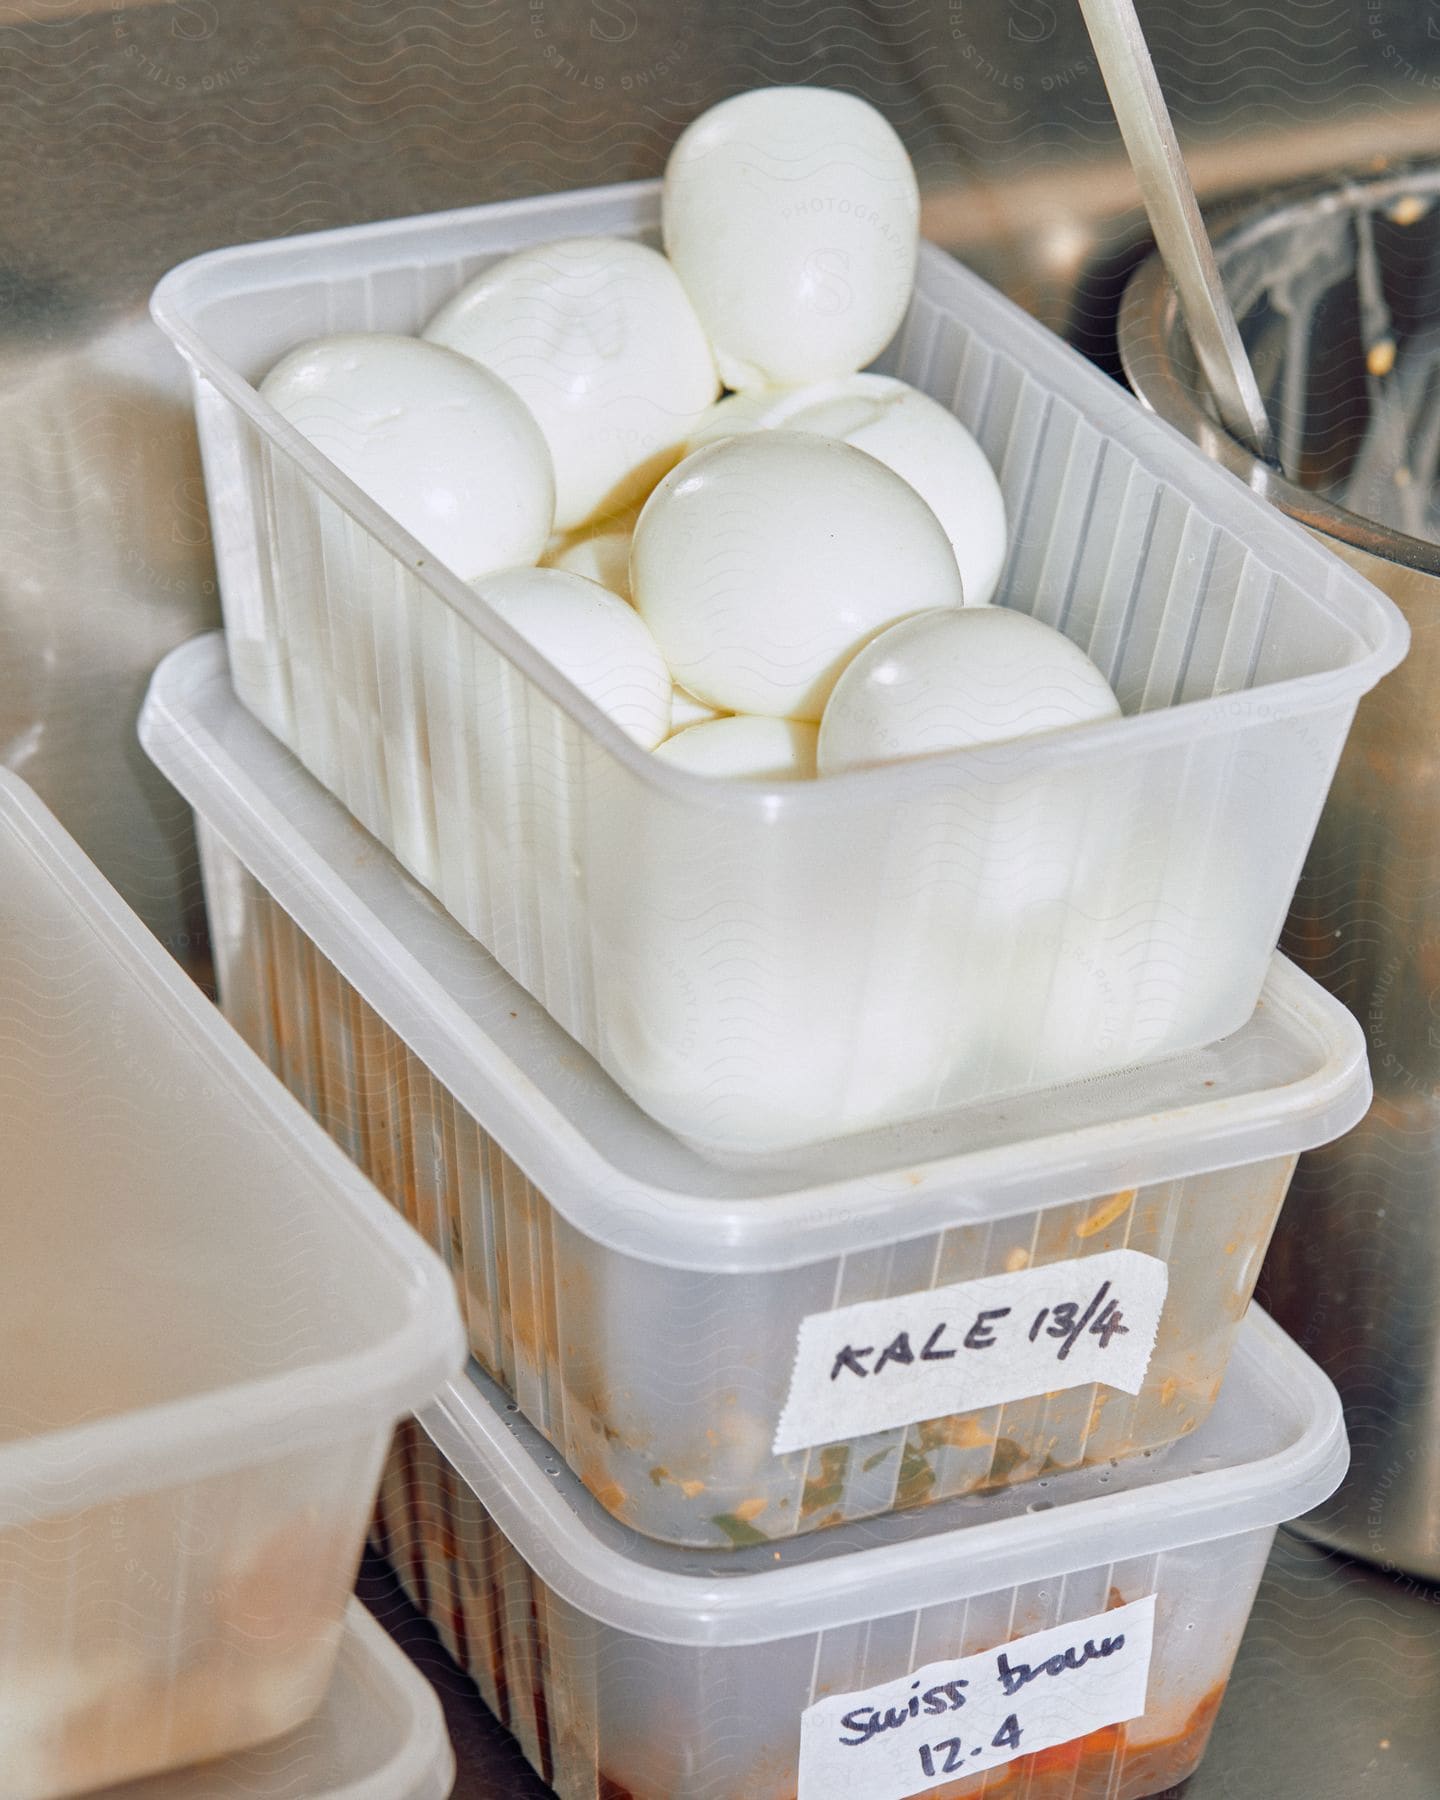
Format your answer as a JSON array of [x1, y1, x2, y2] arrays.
[[148, 181, 1407, 1159], [0, 769, 466, 1799], [94, 1602, 455, 1800], [142, 635, 1371, 1555], [373, 1309, 1347, 1800]]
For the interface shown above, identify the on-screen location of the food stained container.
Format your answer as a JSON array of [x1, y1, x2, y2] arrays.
[[372, 1308, 1347, 1800], [93, 1602, 455, 1800], [148, 180, 1406, 1159], [0, 767, 465, 1798], [143, 635, 1370, 1552]]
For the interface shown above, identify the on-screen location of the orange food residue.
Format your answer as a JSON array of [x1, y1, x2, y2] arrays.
[[594, 1676, 1228, 1800], [1074, 1189, 1137, 1239]]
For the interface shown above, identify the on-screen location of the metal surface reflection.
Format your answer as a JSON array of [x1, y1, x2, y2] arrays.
[[0, 311, 218, 961], [1121, 163, 1440, 1582]]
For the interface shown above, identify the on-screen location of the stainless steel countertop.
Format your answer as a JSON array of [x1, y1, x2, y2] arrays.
[[360, 1529, 1440, 1799]]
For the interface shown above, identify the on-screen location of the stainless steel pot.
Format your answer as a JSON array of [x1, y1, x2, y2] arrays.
[[1121, 164, 1440, 1582]]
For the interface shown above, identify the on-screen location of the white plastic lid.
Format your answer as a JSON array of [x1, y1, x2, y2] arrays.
[[418, 1307, 1346, 1650], [92, 1601, 454, 1798], [141, 635, 1372, 1274]]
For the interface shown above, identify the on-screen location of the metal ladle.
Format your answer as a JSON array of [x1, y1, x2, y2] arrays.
[[1076, 0, 1279, 465]]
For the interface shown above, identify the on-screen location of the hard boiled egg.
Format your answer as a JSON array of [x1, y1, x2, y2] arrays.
[[662, 86, 920, 389], [470, 566, 672, 748], [687, 374, 1007, 605], [544, 522, 634, 600], [541, 499, 643, 599], [259, 333, 554, 578], [669, 686, 726, 732], [632, 431, 965, 720], [654, 715, 817, 780], [425, 237, 719, 531], [683, 388, 785, 453], [818, 606, 1120, 773]]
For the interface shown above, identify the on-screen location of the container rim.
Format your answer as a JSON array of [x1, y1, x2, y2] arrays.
[[142, 635, 1374, 1275], [120, 1602, 455, 1799], [1119, 158, 1440, 579], [148, 181, 1409, 816], [320, 1602, 457, 1800], [0, 770, 466, 1529], [415, 1307, 1348, 1649]]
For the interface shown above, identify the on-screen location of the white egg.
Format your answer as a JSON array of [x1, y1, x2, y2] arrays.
[[425, 237, 719, 531], [544, 524, 634, 600], [683, 389, 787, 454], [654, 715, 817, 780], [662, 86, 920, 389], [632, 431, 965, 721], [668, 685, 725, 732], [690, 374, 1007, 605], [597, 924, 844, 1156], [259, 333, 554, 578], [469, 566, 672, 748], [983, 910, 1201, 1095], [818, 606, 1120, 773], [986, 829, 1263, 1091]]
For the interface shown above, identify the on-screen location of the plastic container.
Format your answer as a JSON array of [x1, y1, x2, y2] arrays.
[[142, 635, 1371, 1556], [372, 1308, 1347, 1800], [0, 767, 466, 1799], [94, 1602, 455, 1800], [148, 180, 1406, 1160]]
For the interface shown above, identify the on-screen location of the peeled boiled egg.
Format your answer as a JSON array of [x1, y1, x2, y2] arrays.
[[469, 566, 672, 748], [687, 374, 1007, 605], [544, 523, 634, 600], [988, 830, 1259, 1089], [259, 333, 554, 578], [669, 686, 725, 732], [425, 237, 719, 531], [654, 715, 818, 780], [683, 389, 785, 454], [632, 431, 965, 720], [818, 606, 1120, 774], [662, 86, 920, 389]]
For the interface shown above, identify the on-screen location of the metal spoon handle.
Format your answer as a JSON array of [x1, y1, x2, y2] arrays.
[[1076, 0, 1278, 463]]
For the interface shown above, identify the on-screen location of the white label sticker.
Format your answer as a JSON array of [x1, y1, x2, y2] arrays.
[[797, 1594, 1156, 1800], [773, 1249, 1167, 1455]]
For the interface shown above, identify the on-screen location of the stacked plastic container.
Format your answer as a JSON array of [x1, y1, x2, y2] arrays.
[[0, 768, 465, 1797], [146, 632, 1370, 1800], [146, 636, 1371, 1552], [373, 1314, 1346, 1800], [140, 179, 1407, 1798], [148, 181, 1406, 1160]]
